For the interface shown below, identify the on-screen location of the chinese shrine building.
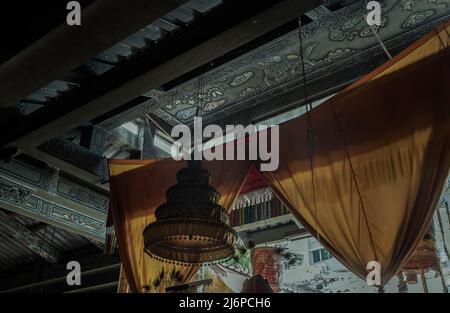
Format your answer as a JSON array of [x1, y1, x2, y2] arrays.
[[0, 0, 449, 293]]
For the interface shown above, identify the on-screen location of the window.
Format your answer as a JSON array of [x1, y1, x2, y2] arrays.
[[311, 250, 321, 263], [310, 248, 332, 264]]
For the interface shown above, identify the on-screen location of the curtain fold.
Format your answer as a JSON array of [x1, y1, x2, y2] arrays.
[[258, 50, 450, 285], [108, 159, 252, 292]]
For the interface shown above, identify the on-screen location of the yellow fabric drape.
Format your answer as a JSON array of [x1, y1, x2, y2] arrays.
[[108, 22, 450, 291], [117, 265, 129, 293], [109, 159, 252, 292], [258, 50, 450, 285]]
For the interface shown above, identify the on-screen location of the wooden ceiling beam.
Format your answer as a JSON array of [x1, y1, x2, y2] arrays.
[[0, 0, 187, 109], [0, 0, 322, 150]]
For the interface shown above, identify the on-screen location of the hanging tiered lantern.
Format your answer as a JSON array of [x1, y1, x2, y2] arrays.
[[143, 160, 237, 265]]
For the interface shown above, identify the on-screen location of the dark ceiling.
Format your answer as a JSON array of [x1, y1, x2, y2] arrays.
[[0, 0, 95, 66]]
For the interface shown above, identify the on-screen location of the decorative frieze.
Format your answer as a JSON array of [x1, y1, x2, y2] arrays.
[[95, 1, 450, 130], [56, 177, 109, 213], [0, 158, 109, 214], [0, 171, 106, 241], [50, 205, 105, 236], [0, 181, 32, 204]]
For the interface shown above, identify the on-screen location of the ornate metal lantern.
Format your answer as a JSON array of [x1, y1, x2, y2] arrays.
[[143, 160, 237, 265]]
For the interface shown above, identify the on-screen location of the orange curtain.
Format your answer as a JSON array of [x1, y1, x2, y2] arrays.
[[258, 50, 450, 285], [108, 22, 450, 291], [108, 159, 252, 292]]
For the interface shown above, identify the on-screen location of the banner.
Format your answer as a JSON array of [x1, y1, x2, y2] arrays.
[[253, 247, 282, 292]]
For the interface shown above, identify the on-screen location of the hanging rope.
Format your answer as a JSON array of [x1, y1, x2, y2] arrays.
[[435, 27, 449, 50], [444, 25, 450, 39], [192, 65, 206, 157], [363, 14, 392, 59], [197, 65, 206, 115], [324, 13, 381, 279], [298, 16, 381, 282], [329, 100, 379, 263], [298, 17, 320, 244]]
